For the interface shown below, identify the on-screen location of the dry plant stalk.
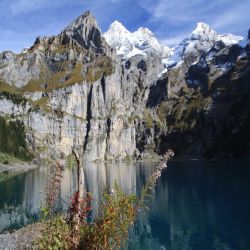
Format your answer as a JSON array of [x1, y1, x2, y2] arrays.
[[46, 161, 64, 215], [153, 149, 175, 181], [36, 149, 174, 249], [135, 149, 174, 214], [69, 149, 86, 247]]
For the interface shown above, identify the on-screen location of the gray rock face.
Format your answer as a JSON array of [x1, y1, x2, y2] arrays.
[[146, 38, 250, 159], [62, 11, 106, 53], [0, 11, 163, 161]]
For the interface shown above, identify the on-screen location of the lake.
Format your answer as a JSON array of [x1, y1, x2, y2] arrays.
[[0, 160, 250, 250]]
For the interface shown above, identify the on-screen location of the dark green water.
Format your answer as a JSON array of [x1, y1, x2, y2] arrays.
[[0, 160, 250, 250]]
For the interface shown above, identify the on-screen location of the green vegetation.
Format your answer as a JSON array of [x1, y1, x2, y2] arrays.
[[36, 185, 137, 249], [157, 101, 171, 124], [20, 79, 44, 92], [123, 155, 133, 162], [0, 152, 23, 165], [1, 49, 114, 97], [30, 97, 52, 113], [65, 63, 84, 85], [143, 109, 154, 129], [0, 91, 28, 106], [0, 116, 33, 161], [158, 92, 211, 132], [0, 79, 17, 93], [34, 151, 174, 249], [85, 56, 113, 82], [32, 96, 49, 107], [204, 94, 250, 158], [0, 79, 28, 105], [21, 56, 114, 92]]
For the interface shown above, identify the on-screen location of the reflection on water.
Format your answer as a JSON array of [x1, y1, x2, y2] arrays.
[[1, 160, 250, 250], [0, 162, 156, 233], [128, 160, 250, 250]]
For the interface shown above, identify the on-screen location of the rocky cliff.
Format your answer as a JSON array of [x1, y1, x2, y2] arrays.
[[0, 11, 249, 161]]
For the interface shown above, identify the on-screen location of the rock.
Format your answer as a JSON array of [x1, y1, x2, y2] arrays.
[[62, 11, 105, 53], [0, 11, 249, 161]]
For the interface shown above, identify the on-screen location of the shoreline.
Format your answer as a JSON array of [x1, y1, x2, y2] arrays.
[[0, 162, 38, 175], [0, 222, 45, 250]]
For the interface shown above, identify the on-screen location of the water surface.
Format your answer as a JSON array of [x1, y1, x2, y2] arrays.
[[0, 160, 250, 250]]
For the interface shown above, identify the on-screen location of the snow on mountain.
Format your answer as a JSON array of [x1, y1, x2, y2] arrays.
[[218, 33, 244, 46], [103, 20, 243, 76], [163, 22, 243, 68], [103, 21, 170, 59], [190, 22, 243, 45], [190, 22, 218, 42]]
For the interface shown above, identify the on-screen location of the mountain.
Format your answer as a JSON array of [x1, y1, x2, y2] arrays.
[[163, 22, 243, 68], [147, 25, 249, 158], [0, 11, 249, 162], [103, 21, 170, 59]]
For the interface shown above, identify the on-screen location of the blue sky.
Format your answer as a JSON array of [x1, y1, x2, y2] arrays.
[[0, 0, 249, 52]]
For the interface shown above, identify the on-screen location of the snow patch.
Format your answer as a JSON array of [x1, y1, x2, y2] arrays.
[[103, 21, 170, 59], [162, 22, 243, 69]]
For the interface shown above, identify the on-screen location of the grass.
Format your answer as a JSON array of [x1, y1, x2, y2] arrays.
[[0, 79, 17, 93], [32, 97, 49, 107], [0, 152, 23, 164], [157, 101, 171, 124], [20, 79, 44, 92], [1, 50, 114, 95], [63, 63, 84, 86], [85, 56, 114, 82], [143, 110, 154, 129], [28, 96, 52, 114]]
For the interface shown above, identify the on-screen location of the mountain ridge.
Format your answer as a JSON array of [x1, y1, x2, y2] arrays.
[[0, 10, 249, 161]]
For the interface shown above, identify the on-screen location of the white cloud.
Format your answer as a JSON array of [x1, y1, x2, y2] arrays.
[[211, 3, 250, 33], [138, 0, 218, 23], [10, 0, 51, 15], [138, 0, 250, 42], [160, 33, 187, 47], [8, 0, 121, 15], [9, 0, 86, 15]]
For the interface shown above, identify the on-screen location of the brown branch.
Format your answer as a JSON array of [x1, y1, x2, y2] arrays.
[[70, 148, 86, 247], [72, 149, 81, 192]]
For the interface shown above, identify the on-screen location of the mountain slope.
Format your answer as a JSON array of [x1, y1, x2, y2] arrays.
[[146, 30, 249, 159], [103, 21, 170, 59], [0, 11, 114, 89], [0, 11, 249, 161], [163, 22, 243, 68], [0, 11, 164, 161]]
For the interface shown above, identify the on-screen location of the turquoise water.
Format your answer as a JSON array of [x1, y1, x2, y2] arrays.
[[0, 160, 250, 249]]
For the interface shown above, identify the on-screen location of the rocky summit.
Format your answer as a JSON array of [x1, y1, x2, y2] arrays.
[[0, 10, 249, 161]]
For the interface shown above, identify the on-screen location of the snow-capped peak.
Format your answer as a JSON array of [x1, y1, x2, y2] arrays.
[[162, 22, 243, 69], [135, 27, 154, 37], [190, 22, 243, 45], [108, 20, 130, 35], [218, 33, 243, 46], [103, 21, 170, 59], [190, 22, 218, 42]]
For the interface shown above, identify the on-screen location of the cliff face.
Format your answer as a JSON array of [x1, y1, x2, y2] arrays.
[[146, 42, 250, 159], [0, 11, 249, 161]]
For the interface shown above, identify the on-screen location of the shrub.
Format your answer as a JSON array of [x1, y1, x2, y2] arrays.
[[34, 149, 174, 249]]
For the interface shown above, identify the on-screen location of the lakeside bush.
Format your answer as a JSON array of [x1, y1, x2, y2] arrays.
[[34, 150, 174, 249]]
